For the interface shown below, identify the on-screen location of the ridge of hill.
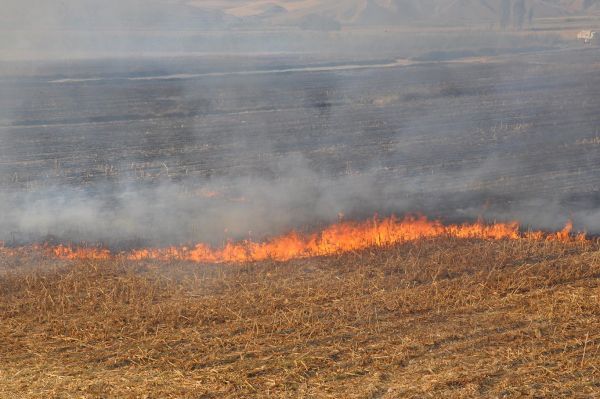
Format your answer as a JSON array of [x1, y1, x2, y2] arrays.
[[209, 0, 600, 28]]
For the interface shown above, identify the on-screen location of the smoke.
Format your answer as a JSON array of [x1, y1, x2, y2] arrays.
[[0, 158, 392, 246], [1, 150, 596, 247], [1, 1, 599, 247]]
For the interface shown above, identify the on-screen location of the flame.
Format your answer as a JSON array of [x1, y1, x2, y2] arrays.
[[51, 245, 112, 260], [196, 189, 220, 199], [0, 215, 588, 264]]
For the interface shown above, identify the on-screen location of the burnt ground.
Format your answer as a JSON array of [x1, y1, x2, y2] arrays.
[[0, 47, 599, 234]]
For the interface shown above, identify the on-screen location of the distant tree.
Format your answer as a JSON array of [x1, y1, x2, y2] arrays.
[[513, 0, 526, 29], [500, 0, 512, 29], [528, 7, 534, 26]]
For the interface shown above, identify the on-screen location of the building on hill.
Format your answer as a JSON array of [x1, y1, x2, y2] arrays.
[[577, 30, 598, 44]]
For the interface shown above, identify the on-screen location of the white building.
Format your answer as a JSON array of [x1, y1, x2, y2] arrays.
[[577, 30, 597, 44]]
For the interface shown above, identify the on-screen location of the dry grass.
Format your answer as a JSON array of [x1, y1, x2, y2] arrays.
[[1, 238, 599, 398]]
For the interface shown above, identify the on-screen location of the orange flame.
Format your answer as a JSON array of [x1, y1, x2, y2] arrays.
[[0, 215, 588, 264]]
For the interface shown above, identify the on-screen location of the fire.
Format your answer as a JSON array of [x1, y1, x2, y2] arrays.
[[51, 245, 112, 261], [0, 215, 588, 264]]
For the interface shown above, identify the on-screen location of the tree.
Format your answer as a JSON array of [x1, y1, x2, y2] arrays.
[[500, 0, 512, 29], [528, 7, 534, 26], [513, 0, 526, 30]]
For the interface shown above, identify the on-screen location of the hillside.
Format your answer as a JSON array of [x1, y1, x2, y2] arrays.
[[1, 238, 599, 397], [203, 0, 600, 28], [6, 0, 598, 31]]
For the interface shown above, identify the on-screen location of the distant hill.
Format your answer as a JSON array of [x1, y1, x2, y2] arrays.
[[4, 0, 599, 32], [198, 0, 600, 29], [1, 0, 236, 30]]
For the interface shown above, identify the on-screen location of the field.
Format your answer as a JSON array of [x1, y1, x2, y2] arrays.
[[1, 237, 599, 398], [2, 23, 600, 397]]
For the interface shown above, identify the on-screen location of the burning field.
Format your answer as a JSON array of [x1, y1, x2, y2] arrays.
[[2, 45, 600, 396], [0, 215, 587, 264], [1, 231, 599, 398], [2, 1, 600, 396], [1, 215, 599, 397]]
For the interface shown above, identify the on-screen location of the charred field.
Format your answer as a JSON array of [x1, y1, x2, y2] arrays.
[[3, 49, 600, 201], [1, 238, 600, 398], [2, 46, 600, 247]]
